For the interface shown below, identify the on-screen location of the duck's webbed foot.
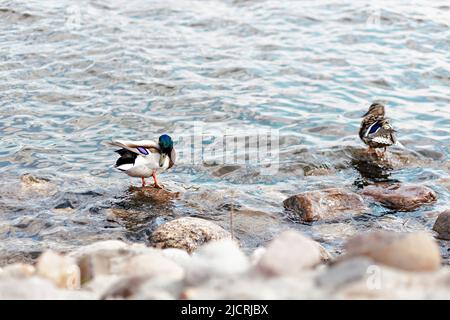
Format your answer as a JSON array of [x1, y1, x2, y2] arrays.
[[152, 172, 164, 189], [153, 182, 164, 189]]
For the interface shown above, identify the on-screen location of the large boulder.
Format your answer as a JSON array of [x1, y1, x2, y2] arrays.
[[342, 231, 441, 272], [283, 188, 367, 222], [433, 211, 450, 240], [361, 184, 437, 211], [149, 217, 231, 253], [255, 230, 329, 277]]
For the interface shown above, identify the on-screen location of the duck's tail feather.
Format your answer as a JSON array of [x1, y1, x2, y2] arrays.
[[114, 148, 137, 171]]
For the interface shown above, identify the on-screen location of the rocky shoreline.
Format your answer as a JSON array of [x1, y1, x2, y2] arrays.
[[1, 173, 449, 299], [1, 213, 449, 299]]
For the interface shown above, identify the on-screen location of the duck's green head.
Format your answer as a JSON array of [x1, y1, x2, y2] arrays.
[[158, 134, 173, 154]]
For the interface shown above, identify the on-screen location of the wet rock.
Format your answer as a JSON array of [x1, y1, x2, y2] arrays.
[[283, 188, 367, 222], [0, 263, 35, 278], [149, 217, 231, 253], [361, 183, 437, 211], [304, 167, 336, 176], [343, 231, 441, 272], [20, 173, 57, 196], [311, 222, 358, 243], [36, 250, 81, 289], [433, 211, 450, 240], [128, 186, 180, 203], [256, 230, 327, 276], [185, 239, 249, 285]]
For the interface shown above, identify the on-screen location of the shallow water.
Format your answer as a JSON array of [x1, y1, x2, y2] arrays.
[[0, 0, 449, 265]]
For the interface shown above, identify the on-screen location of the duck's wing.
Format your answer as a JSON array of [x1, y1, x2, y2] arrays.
[[108, 140, 161, 156], [367, 120, 396, 145]]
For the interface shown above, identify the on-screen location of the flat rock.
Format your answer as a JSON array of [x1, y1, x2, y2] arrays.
[[361, 183, 437, 211], [433, 211, 450, 240], [343, 231, 441, 272], [256, 230, 327, 276], [283, 188, 368, 222], [149, 217, 231, 253], [128, 186, 180, 203]]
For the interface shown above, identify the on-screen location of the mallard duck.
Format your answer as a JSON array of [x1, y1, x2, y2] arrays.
[[359, 103, 396, 156], [109, 134, 175, 188]]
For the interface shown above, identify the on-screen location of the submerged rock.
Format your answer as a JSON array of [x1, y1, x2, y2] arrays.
[[256, 230, 327, 276], [20, 173, 57, 196], [433, 211, 450, 240], [36, 250, 81, 289], [361, 183, 437, 211], [343, 231, 441, 272], [149, 217, 231, 253], [283, 188, 367, 222]]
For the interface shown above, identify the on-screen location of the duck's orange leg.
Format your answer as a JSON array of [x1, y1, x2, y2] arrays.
[[152, 172, 163, 189], [141, 177, 146, 187]]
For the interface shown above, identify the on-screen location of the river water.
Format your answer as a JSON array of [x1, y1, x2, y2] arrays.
[[0, 0, 449, 265]]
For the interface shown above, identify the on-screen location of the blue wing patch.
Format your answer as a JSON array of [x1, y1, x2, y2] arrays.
[[368, 121, 382, 134], [137, 147, 149, 155]]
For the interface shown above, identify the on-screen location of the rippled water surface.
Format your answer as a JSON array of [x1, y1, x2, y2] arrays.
[[0, 0, 449, 265]]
